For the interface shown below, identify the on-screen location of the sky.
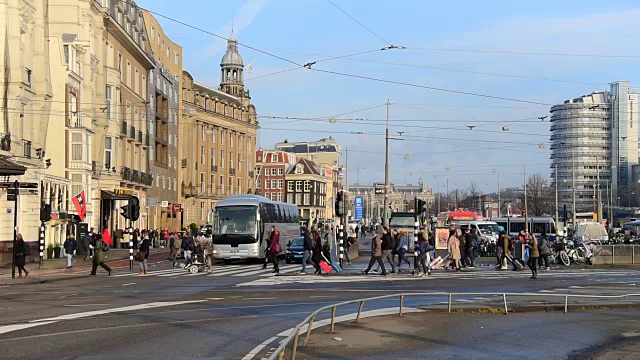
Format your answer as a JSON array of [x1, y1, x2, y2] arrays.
[[137, 0, 640, 194]]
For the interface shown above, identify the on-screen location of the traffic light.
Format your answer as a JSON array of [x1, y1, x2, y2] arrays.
[[335, 191, 344, 217], [130, 196, 140, 221], [120, 203, 131, 220], [40, 202, 51, 222]]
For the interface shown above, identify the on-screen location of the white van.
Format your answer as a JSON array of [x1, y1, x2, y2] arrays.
[[574, 222, 608, 242], [452, 221, 500, 243]]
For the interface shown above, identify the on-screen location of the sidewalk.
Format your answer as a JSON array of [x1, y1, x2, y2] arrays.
[[586, 339, 640, 360], [0, 248, 170, 286]]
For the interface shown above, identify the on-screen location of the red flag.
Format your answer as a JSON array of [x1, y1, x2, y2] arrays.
[[102, 228, 113, 246], [71, 190, 87, 220]]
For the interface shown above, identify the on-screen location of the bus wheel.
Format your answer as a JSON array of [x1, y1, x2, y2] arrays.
[[223, 259, 233, 265]]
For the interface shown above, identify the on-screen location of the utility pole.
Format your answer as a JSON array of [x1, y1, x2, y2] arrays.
[[524, 165, 528, 233], [345, 147, 349, 194], [572, 148, 577, 229], [497, 171, 501, 217], [437, 178, 441, 214], [383, 99, 390, 227]]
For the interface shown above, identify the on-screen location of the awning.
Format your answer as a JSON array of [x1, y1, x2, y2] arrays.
[[0, 157, 27, 176], [101, 190, 131, 201]]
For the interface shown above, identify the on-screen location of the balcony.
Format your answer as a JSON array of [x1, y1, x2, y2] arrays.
[[211, 164, 218, 173], [132, 169, 140, 183], [144, 134, 151, 147], [120, 121, 128, 136], [121, 167, 132, 182], [128, 125, 136, 140], [230, 168, 236, 176], [137, 130, 143, 143]]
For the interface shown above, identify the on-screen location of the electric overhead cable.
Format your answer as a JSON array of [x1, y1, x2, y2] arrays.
[[403, 46, 640, 59], [323, 0, 392, 46]]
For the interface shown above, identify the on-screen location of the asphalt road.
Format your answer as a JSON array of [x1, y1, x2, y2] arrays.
[[1, 242, 640, 360]]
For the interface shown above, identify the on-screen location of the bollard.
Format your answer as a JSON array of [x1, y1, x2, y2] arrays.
[[330, 305, 337, 333], [291, 327, 300, 360], [355, 300, 365, 323], [448, 294, 452, 314], [399, 295, 404, 317], [612, 245, 615, 265], [564, 295, 568, 313], [304, 314, 316, 347], [503, 294, 508, 315], [277, 349, 285, 360]]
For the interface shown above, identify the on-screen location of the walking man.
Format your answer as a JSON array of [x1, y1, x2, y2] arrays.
[[90, 234, 112, 276], [363, 229, 387, 275], [376, 227, 396, 273], [83, 229, 94, 260], [268, 225, 281, 274], [169, 232, 179, 268], [537, 231, 551, 270], [63, 234, 77, 269]]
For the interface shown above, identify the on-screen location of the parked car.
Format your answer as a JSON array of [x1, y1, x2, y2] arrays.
[[285, 237, 305, 264]]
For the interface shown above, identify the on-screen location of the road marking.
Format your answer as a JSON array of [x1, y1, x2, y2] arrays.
[[122, 283, 136, 287], [63, 304, 109, 307], [0, 322, 57, 336], [242, 336, 277, 360], [206, 298, 225, 301], [244, 297, 277, 300], [309, 295, 337, 298]]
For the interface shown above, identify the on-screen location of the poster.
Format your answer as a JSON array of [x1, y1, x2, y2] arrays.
[[435, 227, 450, 250]]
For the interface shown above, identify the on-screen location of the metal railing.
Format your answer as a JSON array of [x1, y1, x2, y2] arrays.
[[268, 291, 640, 360], [592, 245, 640, 265]]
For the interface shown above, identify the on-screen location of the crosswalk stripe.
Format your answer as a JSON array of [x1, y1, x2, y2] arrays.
[[235, 265, 299, 277]]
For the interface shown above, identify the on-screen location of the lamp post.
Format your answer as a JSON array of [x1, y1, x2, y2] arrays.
[[555, 164, 559, 234], [492, 169, 500, 217], [383, 99, 390, 227]]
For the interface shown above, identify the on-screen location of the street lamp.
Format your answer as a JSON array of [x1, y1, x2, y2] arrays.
[[492, 169, 500, 217], [383, 99, 390, 227]]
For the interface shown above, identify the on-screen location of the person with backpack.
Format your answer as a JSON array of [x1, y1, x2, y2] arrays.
[[63, 234, 77, 269], [268, 225, 281, 274], [537, 231, 551, 270], [91, 234, 112, 276]]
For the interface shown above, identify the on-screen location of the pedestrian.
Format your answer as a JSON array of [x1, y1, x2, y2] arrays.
[[137, 230, 150, 275], [526, 234, 540, 279], [363, 228, 387, 275], [414, 236, 428, 276], [133, 228, 139, 250], [344, 235, 354, 265], [83, 228, 94, 260], [169, 232, 179, 268], [300, 228, 313, 274], [361, 226, 366, 239], [375, 227, 396, 273], [14, 234, 30, 278], [466, 228, 477, 268], [90, 234, 112, 276], [396, 230, 411, 268], [538, 231, 551, 270], [268, 225, 281, 274], [498, 231, 511, 270], [63, 234, 77, 269], [447, 229, 462, 271], [311, 230, 323, 274], [182, 234, 194, 268]]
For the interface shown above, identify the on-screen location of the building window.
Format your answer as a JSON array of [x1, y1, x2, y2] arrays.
[[277, 192, 283, 202], [200, 202, 205, 220], [271, 180, 277, 189], [174, 52, 179, 64], [149, 145, 154, 161], [271, 154, 277, 162], [265, 179, 270, 189], [304, 180, 311, 192], [303, 194, 310, 206], [238, 136, 242, 149], [210, 174, 215, 192], [200, 173, 205, 193], [271, 168, 277, 176], [156, 175, 160, 187], [288, 181, 294, 192], [287, 193, 293, 203], [71, 133, 83, 161], [295, 193, 302, 205], [278, 180, 283, 189], [220, 150, 224, 168], [229, 132, 234, 147], [174, 179, 177, 192], [166, 46, 170, 58], [238, 154, 242, 170], [211, 127, 216, 143], [150, 25, 154, 39], [162, 176, 166, 189], [295, 164, 304, 174], [201, 125, 205, 141], [220, 130, 225, 145], [296, 181, 302, 191], [104, 137, 112, 169], [105, 85, 112, 120], [271, 192, 278, 201], [210, 148, 216, 166], [200, 146, 205, 165], [229, 152, 234, 169], [278, 168, 283, 176]]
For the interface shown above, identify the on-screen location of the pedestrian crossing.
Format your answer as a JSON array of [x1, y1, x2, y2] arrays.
[[110, 264, 307, 279], [234, 268, 640, 287]]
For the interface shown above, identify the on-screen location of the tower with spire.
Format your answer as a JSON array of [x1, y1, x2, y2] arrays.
[[220, 30, 245, 97]]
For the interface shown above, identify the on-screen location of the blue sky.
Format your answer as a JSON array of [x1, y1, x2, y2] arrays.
[[137, 0, 640, 193]]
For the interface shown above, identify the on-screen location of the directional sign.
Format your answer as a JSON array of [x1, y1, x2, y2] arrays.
[[0, 182, 38, 189], [6, 188, 38, 201], [354, 196, 363, 220], [374, 185, 385, 196]]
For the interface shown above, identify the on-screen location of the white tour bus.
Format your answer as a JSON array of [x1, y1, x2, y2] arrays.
[[210, 195, 300, 262]]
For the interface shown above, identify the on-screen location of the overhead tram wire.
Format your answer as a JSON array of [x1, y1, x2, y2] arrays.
[[136, 9, 553, 107], [323, 0, 392, 46], [402, 46, 640, 59]]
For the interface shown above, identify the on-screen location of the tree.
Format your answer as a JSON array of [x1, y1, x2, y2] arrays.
[[524, 173, 553, 216]]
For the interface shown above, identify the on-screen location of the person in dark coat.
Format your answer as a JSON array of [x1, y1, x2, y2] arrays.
[[14, 234, 29, 278], [363, 228, 387, 275], [268, 225, 281, 273], [526, 234, 540, 279], [537, 232, 551, 270], [301, 229, 314, 274], [63, 234, 77, 268], [83, 229, 94, 260], [91, 234, 112, 276], [311, 230, 323, 274], [138, 230, 150, 275]]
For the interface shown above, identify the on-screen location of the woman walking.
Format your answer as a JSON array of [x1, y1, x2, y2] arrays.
[[14, 234, 29, 278], [138, 230, 150, 275], [396, 230, 411, 268], [362, 228, 387, 275], [268, 225, 281, 274], [537, 232, 551, 270], [414, 236, 429, 276], [311, 230, 323, 274], [447, 229, 462, 271], [526, 234, 540, 279]]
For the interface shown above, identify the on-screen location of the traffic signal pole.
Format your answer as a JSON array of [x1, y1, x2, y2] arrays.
[[11, 180, 18, 279]]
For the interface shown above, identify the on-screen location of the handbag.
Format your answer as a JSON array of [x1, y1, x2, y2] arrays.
[[135, 250, 145, 262]]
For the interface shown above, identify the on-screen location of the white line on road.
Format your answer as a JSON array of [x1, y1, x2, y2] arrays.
[[244, 297, 277, 300], [0, 322, 57, 336], [242, 336, 277, 360], [122, 283, 136, 287], [63, 304, 110, 307], [206, 298, 225, 301]]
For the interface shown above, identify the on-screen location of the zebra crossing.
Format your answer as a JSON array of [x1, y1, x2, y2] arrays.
[[234, 268, 640, 287], [111, 264, 307, 279]]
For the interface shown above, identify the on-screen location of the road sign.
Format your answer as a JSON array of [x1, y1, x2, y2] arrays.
[[161, 200, 169, 208], [148, 197, 158, 207], [354, 196, 363, 220], [6, 188, 38, 201], [374, 185, 385, 195], [172, 204, 182, 212], [0, 182, 38, 189]]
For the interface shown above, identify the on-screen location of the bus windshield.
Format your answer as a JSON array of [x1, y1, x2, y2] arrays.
[[390, 216, 416, 227], [477, 223, 500, 235], [213, 206, 258, 236]]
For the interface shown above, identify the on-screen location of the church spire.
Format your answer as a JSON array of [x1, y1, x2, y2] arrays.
[[220, 28, 244, 96]]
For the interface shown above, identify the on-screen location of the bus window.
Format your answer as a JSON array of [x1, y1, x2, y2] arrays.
[[264, 203, 276, 223], [510, 222, 526, 234]]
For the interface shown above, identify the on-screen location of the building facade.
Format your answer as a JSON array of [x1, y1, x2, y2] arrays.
[[550, 81, 638, 212], [285, 159, 327, 221], [142, 10, 182, 230], [0, 0, 53, 244], [181, 32, 258, 226], [255, 150, 298, 201], [348, 180, 434, 222]]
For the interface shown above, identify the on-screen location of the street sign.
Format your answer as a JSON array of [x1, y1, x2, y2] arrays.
[[0, 182, 38, 189], [374, 185, 385, 195], [148, 197, 158, 207], [354, 196, 363, 220], [172, 204, 182, 212], [161, 200, 169, 208], [6, 188, 37, 201]]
